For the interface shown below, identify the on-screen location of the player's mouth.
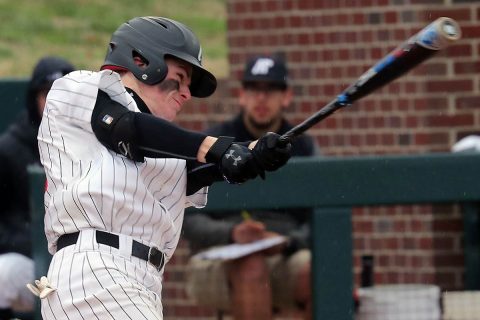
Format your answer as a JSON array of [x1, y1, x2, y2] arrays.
[[253, 106, 270, 118]]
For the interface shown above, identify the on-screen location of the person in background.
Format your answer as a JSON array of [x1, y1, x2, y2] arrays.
[[183, 54, 319, 320], [0, 56, 75, 320]]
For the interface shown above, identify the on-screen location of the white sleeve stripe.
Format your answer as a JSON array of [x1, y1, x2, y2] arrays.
[[48, 98, 93, 112], [61, 74, 102, 89], [50, 87, 97, 100]]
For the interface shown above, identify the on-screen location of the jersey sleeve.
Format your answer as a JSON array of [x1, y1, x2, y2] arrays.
[[45, 70, 136, 133]]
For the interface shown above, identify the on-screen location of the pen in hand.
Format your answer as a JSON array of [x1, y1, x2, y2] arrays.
[[241, 210, 251, 221], [234, 211, 266, 243]]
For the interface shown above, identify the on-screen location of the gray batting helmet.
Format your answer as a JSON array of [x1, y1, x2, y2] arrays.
[[102, 16, 217, 98]]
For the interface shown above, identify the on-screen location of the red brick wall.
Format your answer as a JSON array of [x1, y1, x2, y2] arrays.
[[165, 1, 480, 318]]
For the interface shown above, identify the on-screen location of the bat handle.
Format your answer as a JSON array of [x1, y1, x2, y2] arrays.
[[279, 132, 293, 144], [279, 97, 349, 143]]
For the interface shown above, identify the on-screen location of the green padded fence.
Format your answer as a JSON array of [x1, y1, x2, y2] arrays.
[[0, 79, 28, 132], [29, 153, 480, 320]]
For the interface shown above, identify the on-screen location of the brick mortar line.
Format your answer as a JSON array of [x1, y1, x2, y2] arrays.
[[227, 4, 472, 17]]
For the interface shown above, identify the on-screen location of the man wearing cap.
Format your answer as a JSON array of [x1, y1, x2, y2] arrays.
[[183, 54, 318, 320], [0, 56, 75, 320]]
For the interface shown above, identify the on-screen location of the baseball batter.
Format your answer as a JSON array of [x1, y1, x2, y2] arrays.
[[29, 17, 291, 320]]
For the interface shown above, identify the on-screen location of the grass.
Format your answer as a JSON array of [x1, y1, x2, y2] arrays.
[[0, 0, 228, 78]]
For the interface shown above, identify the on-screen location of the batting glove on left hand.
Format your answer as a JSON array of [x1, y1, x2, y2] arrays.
[[205, 136, 265, 184], [252, 132, 292, 172]]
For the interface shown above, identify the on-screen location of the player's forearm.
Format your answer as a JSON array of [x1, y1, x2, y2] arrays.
[[135, 111, 211, 161], [197, 136, 216, 163]]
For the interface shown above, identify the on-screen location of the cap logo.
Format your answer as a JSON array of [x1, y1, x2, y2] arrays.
[[250, 58, 275, 75]]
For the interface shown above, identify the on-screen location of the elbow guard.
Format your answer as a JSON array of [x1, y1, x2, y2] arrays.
[[92, 92, 144, 162]]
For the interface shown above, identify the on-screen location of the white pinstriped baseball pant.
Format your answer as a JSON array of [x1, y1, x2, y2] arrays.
[[41, 229, 164, 320]]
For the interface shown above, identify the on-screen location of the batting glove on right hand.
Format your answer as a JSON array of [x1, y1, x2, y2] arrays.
[[206, 136, 265, 184], [252, 132, 292, 172]]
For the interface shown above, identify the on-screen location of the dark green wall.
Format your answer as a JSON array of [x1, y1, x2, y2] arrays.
[[0, 79, 28, 132]]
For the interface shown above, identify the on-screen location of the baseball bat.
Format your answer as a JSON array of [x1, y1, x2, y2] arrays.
[[280, 17, 461, 142]]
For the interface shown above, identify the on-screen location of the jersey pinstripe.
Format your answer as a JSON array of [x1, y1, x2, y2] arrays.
[[38, 69, 208, 261]]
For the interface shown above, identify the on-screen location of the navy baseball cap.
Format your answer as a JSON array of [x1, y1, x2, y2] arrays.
[[242, 55, 288, 89]]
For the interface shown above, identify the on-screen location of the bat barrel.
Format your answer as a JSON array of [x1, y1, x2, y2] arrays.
[[280, 17, 461, 141], [340, 17, 462, 104], [415, 17, 461, 50]]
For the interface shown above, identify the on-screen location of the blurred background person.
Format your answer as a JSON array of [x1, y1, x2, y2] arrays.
[[183, 54, 319, 320], [0, 56, 74, 320]]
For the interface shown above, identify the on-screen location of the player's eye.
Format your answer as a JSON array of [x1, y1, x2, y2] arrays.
[[176, 71, 191, 87]]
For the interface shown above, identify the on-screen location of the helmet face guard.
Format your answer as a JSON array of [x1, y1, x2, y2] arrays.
[[102, 16, 217, 98]]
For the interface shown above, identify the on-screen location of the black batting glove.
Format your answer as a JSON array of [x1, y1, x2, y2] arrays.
[[252, 132, 292, 171], [206, 136, 265, 184], [219, 144, 265, 184]]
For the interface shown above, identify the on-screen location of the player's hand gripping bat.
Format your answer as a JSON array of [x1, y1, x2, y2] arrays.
[[280, 17, 461, 143]]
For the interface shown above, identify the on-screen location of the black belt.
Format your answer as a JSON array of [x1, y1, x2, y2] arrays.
[[57, 230, 165, 271]]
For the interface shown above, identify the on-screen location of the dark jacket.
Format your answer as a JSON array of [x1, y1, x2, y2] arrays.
[[0, 56, 74, 257], [183, 113, 319, 255], [0, 111, 39, 256]]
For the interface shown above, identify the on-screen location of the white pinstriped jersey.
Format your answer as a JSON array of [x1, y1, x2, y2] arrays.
[[38, 70, 208, 262]]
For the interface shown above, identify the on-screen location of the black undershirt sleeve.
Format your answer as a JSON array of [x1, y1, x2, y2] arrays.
[[186, 161, 224, 195], [134, 112, 207, 160], [91, 90, 207, 161]]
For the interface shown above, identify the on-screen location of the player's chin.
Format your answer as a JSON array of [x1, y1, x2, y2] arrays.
[[251, 117, 273, 129], [165, 101, 182, 121], [164, 110, 179, 122]]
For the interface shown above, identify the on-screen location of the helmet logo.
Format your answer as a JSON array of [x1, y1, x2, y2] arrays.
[[142, 74, 148, 80], [198, 47, 203, 63]]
